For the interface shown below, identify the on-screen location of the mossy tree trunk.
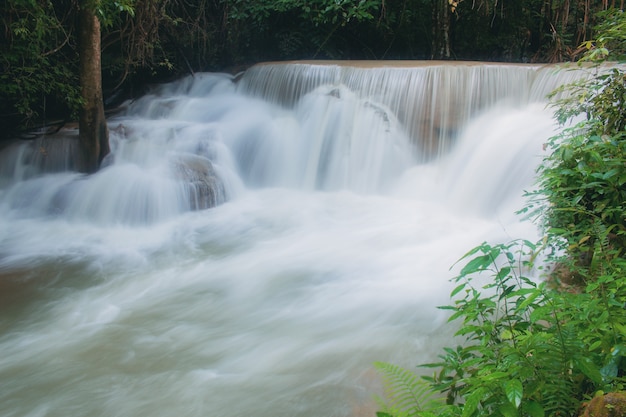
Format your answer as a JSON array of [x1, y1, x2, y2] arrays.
[[77, 4, 109, 174]]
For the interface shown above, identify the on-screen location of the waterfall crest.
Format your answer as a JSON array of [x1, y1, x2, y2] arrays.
[[238, 61, 586, 158]]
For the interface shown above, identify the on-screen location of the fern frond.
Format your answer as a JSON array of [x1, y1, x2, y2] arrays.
[[374, 362, 444, 417], [535, 326, 584, 416]]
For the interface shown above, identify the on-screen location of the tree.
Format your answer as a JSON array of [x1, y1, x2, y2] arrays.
[[0, 0, 136, 172], [431, 0, 451, 59], [75, 0, 137, 173], [220, 0, 383, 62], [77, 2, 109, 173]]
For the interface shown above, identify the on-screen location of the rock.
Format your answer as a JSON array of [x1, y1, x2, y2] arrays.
[[582, 392, 626, 417], [170, 154, 226, 210], [0, 135, 79, 181]]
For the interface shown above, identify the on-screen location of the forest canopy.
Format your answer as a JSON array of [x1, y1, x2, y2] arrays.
[[0, 0, 623, 139]]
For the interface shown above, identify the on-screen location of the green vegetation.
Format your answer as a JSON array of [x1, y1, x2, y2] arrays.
[[378, 240, 626, 417], [375, 8, 626, 417], [0, 0, 81, 128]]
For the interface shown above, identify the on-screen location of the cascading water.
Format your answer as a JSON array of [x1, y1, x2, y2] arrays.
[[0, 62, 585, 417]]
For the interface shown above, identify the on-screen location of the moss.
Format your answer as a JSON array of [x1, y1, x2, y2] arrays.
[[582, 392, 626, 417]]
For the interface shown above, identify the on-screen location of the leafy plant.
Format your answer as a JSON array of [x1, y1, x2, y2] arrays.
[[374, 361, 448, 417], [578, 8, 626, 63], [526, 8, 626, 281], [429, 241, 604, 416], [376, 240, 626, 416]]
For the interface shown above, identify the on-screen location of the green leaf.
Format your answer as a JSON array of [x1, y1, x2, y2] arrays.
[[495, 266, 512, 281], [455, 325, 483, 337], [451, 283, 467, 297], [574, 357, 603, 385], [480, 371, 509, 381], [459, 254, 493, 276], [462, 387, 486, 417], [447, 309, 467, 323], [499, 284, 517, 300], [529, 306, 553, 323], [501, 402, 519, 417], [600, 362, 618, 381], [524, 401, 545, 417], [504, 379, 523, 408], [589, 340, 603, 351], [516, 289, 542, 312]]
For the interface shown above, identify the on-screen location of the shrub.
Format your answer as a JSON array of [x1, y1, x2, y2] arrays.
[[377, 241, 626, 417]]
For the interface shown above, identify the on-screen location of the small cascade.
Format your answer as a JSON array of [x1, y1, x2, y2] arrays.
[[238, 61, 588, 158], [293, 85, 413, 192], [229, 84, 414, 192], [439, 103, 557, 218], [0, 135, 79, 184]]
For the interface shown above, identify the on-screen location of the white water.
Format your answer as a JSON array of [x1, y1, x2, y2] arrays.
[[0, 62, 576, 417]]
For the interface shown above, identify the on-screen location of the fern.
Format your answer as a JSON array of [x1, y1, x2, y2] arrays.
[[527, 326, 585, 416], [374, 362, 446, 417]]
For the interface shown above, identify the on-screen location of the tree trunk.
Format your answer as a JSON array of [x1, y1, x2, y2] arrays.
[[77, 5, 109, 174], [431, 0, 451, 59]]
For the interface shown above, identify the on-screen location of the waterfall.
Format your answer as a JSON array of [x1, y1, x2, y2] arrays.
[[238, 61, 585, 157], [0, 61, 586, 417]]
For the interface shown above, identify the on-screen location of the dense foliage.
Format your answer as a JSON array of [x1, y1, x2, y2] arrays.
[[532, 7, 626, 280], [0, 1, 81, 130], [537, 67, 626, 281], [0, 0, 621, 139], [376, 7, 626, 417], [378, 240, 626, 417]]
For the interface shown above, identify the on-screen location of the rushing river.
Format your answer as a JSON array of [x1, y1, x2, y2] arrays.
[[0, 62, 581, 416]]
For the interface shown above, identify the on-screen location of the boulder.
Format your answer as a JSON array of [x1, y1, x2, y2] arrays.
[[582, 392, 626, 417], [170, 154, 226, 210]]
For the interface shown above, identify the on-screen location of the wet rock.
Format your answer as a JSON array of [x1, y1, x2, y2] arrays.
[[170, 154, 226, 210], [0, 134, 79, 181]]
